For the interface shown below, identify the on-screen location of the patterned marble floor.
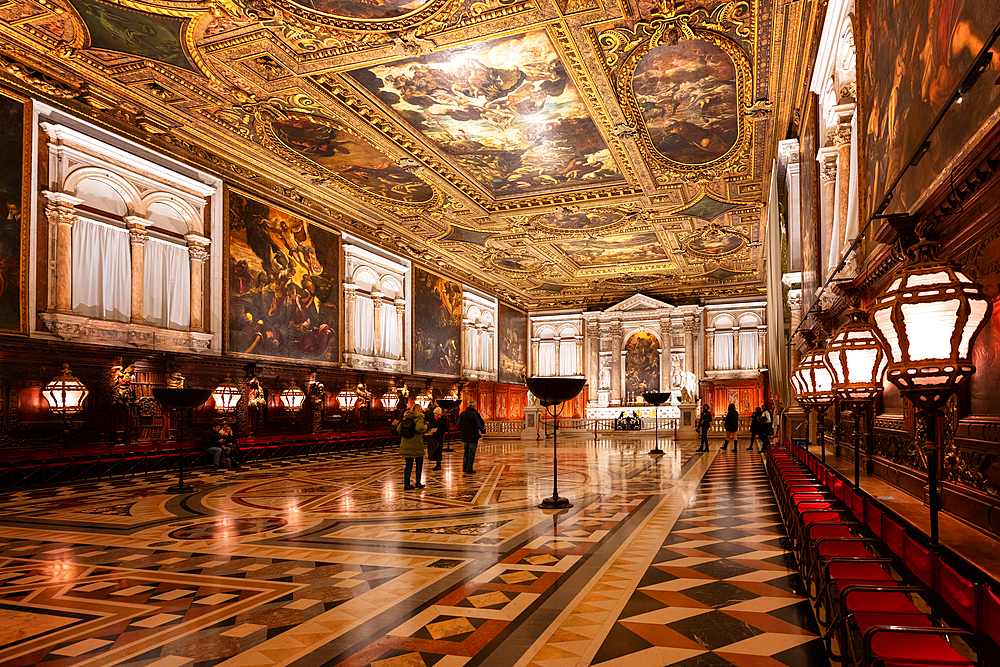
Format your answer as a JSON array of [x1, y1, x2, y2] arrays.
[[0, 435, 829, 667]]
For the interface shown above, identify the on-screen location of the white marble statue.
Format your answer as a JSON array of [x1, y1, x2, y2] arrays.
[[679, 371, 698, 403]]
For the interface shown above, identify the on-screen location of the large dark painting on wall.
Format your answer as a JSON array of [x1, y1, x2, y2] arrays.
[[498, 304, 527, 385], [0, 94, 24, 333], [228, 191, 340, 363], [969, 294, 1000, 416], [799, 94, 821, 314], [860, 0, 1000, 217], [625, 332, 660, 398], [412, 267, 462, 376]]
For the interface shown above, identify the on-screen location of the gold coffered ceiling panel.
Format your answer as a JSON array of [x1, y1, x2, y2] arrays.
[[0, 0, 824, 308]]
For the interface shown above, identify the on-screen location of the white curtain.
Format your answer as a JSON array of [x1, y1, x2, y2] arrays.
[[469, 327, 480, 370], [378, 301, 398, 358], [714, 331, 735, 370], [143, 237, 190, 330], [738, 330, 758, 369], [355, 296, 375, 354], [559, 339, 577, 375], [539, 341, 557, 376], [72, 217, 131, 323]]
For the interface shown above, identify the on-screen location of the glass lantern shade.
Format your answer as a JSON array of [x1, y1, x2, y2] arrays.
[[212, 377, 242, 413], [337, 389, 358, 410], [791, 345, 836, 407], [871, 238, 992, 407], [826, 308, 888, 402], [280, 382, 306, 412], [43, 364, 89, 415], [415, 391, 434, 410]]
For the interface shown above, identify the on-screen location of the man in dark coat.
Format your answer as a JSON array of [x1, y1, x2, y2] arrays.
[[426, 406, 447, 471], [458, 401, 486, 474], [696, 405, 712, 452]]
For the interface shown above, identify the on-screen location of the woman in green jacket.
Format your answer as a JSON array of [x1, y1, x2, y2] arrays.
[[397, 400, 428, 490]]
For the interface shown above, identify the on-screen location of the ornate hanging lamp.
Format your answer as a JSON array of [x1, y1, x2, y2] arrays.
[[870, 222, 992, 545], [790, 334, 836, 463], [212, 376, 242, 414], [43, 364, 90, 416], [280, 381, 306, 413], [826, 306, 888, 485]]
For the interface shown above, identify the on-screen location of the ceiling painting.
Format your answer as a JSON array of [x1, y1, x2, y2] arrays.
[[263, 114, 436, 206], [633, 39, 738, 164], [528, 207, 633, 235], [348, 30, 625, 198], [551, 232, 670, 268], [1, 0, 821, 308], [67, 0, 198, 73]]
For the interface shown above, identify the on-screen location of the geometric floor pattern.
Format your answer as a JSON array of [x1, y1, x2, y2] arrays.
[[0, 435, 831, 667]]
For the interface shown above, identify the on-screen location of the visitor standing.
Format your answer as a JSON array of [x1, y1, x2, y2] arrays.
[[748, 407, 763, 451], [427, 406, 447, 471], [696, 404, 712, 452], [458, 400, 486, 474], [721, 403, 739, 451], [396, 399, 428, 490]]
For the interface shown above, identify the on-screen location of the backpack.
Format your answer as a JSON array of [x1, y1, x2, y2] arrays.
[[397, 417, 416, 438]]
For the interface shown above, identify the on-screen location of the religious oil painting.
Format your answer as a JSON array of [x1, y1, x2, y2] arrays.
[[531, 207, 628, 233], [412, 267, 462, 376], [553, 232, 669, 267], [860, 0, 1000, 217], [349, 30, 624, 197], [0, 93, 24, 333], [632, 38, 739, 165], [625, 331, 660, 398], [499, 304, 527, 385], [685, 228, 745, 257], [489, 254, 547, 274], [68, 0, 196, 72], [228, 191, 340, 363], [269, 114, 434, 205], [288, 0, 433, 19]]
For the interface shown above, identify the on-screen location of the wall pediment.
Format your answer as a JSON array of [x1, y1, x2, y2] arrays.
[[605, 293, 673, 313]]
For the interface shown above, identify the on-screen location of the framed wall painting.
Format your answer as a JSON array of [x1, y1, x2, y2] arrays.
[[226, 189, 340, 364], [498, 303, 527, 385], [412, 267, 462, 376], [0, 90, 28, 334]]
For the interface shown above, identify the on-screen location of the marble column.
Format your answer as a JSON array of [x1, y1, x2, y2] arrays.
[[344, 287, 357, 354], [371, 291, 382, 355], [835, 109, 854, 255], [553, 336, 561, 375], [43, 191, 83, 313], [587, 321, 600, 403], [488, 327, 496, 373], [819, 146, 840, 281], [683, 317, 696, 374], [395, 298, 406, 360], [462, 318, 472, 371], [185, 234, 210, 331], [757, 325, 767, 369], [126, 217, 150, 324], [531, 337, 540, 376], [705, 327, 716, 371], [610, 322, 623, 405], [788, 289, 803, 370], [659, 319, 671, 392]]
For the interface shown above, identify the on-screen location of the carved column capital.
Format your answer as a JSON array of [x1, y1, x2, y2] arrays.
[[43, 191, 83, 225], [787, 288, 803, 311], [126, 216, 151, 246], [185, 233, 211, 262], [818, 147, 839, 182]]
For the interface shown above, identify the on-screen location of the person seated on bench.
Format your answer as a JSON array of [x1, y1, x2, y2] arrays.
[[219, 424, 243, 470], [201, 423, 229, 469]]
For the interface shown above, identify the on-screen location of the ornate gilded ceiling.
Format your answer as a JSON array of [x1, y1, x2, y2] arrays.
[[0, 0, 821, 308]]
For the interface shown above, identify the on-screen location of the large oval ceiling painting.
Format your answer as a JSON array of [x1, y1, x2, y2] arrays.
[[269, 115, 434, 206], [632, 39, 738, 165]]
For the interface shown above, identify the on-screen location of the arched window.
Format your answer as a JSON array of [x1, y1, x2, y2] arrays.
[[479, 312, 494, 372], [72, 179, 131, 322], [379, 279, 401, 358], [559, 324, 577, 376], [713, 314, 735, 370], [353, 269, 377, 355], [737, 313, 759, 370]]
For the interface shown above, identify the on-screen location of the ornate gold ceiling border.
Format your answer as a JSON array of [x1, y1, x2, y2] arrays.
[[595, 1, 756, 183], [256, 111, 441, 213]]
